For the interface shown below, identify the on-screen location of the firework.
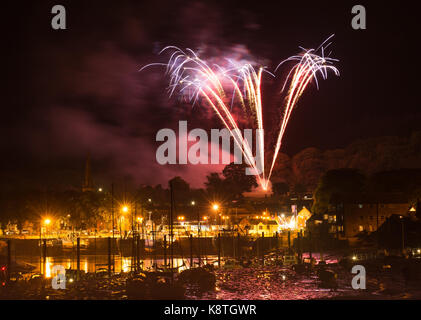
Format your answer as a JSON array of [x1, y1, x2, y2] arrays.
[[141, 36, 339, 190], [141, 47, 271, 188], [266, 35, 340, 185]]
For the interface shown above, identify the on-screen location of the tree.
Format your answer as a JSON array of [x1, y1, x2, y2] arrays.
[[222, 163, 258, 199], [205, 172, 226, 197], [368, 169, 421, 194], [312, 168, 366, 214], [292, 183, 306, 195], [272, 182, 289, 196], [168, 176, 190, 204]]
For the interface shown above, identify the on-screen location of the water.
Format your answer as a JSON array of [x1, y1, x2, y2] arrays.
[[15, 255, 197, 277], [7, 253, 421, 300]]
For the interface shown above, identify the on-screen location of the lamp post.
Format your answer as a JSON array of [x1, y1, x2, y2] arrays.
[[44, 218, 51, 238], [136, 217, 143, 233], [191, 201, 200, 237], [400, 215, 405, 255], [121, 205, 129, 239], [212, 203, 220, 232]]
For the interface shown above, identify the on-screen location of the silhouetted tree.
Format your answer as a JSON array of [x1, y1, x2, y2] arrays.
[[272, 182, 289, 196], [222, 163, 258, 199], [312, 168, 366, 214]]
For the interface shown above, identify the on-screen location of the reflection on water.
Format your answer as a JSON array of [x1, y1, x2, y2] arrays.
[[17, 255, 196, 278]]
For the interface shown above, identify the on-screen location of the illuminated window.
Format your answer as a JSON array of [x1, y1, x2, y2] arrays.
[[359, 225, 364, 232], [358, 204, 363, 209]]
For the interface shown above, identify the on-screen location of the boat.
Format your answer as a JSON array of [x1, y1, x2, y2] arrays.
[[178, 267, 216, 291], [317, 268, 337, 289], [283, 255, 297, 266], [126, 271, 185, 299], [223, 259, 242, 270], [61, 238, 89, 250], [0, 256, 36, 274]]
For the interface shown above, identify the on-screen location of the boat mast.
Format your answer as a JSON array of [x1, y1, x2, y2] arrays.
[[170, 181, 174, 276]]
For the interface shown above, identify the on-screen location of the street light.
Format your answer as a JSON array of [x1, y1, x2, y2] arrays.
[[136, 217, 143, 233], [119, 216, 125, 239], [191, 200, 200, 236], [400, 215, 405, 254], [43, 218, 51, 238], [121, 205, 129, 213], [212, 203, 221, 231]]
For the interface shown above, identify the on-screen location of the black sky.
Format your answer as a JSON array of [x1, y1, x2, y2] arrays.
[[1, 0, 420, 189]]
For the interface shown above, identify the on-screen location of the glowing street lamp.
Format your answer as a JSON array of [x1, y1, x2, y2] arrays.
[[42, 218, 51, 239], [136, 217, 143, 233], [212, 203, 222, 230], [121, 205, 129, 213]]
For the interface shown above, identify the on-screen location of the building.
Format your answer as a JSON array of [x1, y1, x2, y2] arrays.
[[239, 218, 279, 236], [296, 206, 312, 230], [330, 193, 413, 238]]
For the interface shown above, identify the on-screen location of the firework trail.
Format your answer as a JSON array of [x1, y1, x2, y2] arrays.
[[276, 214, 297, 230], [141, 36, 339, 190], [266, 36, 339, 186], [140, 47, 271, 188]]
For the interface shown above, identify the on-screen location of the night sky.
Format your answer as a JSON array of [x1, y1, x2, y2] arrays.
[[1, 0, 419, 189]]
